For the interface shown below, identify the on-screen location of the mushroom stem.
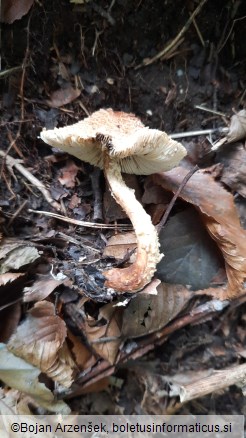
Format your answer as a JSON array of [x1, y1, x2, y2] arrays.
[[103, 155, 163, 292]]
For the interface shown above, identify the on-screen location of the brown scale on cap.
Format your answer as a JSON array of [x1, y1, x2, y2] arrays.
[[40, 108, 187, 292]]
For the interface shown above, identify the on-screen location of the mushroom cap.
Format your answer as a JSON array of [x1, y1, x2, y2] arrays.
[[40, 108, 186, 174]]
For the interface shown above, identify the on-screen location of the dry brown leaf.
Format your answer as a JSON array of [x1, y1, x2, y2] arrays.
[[78, 378, 110, 394], [0, 238, 40, 274], [227, 109, 246, 143], [68, 330, 96, 370], [216, 143, 246, 198], [0, 303, 21, 343], [7, 301, 76, 388], [58, 160, 80, 188], [68, 193, 81, 209], [46, 86, 81, 108], [152, 168, 246, 297], [23, 274, 64, 302], [0, 344, 70, 413], [142, 178, 170, 204], [103, 231, 137, 262], [123, 282, 193, 338], [58, 62, 70, 81], [84, 303, 123, 364], [1, 0, 34, 24], [0, 272, 24, 286]]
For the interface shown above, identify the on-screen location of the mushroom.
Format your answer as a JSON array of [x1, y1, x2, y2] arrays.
[[40, 109, 186, 292]]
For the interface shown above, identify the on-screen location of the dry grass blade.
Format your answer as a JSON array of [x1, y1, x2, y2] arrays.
[[28, 209, 132, 230]]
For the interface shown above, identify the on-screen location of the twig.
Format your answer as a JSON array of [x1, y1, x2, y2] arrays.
[[0, 150, 61, 211], [191, 14, 205, 47], [211, 137, 228, 151], [0, 119, 34, 127], [170, 127, 229, 139], [28, 209, 133, 230], [0, 66, 22, 78], [156, 165, 199, 233], [178, 362, 246, 402], [217, 15, 246, 54], [195, 105, 226, 117], [91, 29, 104, 57], [6, 129, 24, 159], [91, 1, 115, 26], [135, 0, 208, 69]]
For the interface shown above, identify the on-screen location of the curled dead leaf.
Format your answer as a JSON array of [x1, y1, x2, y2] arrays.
[[23, 274, 64, 302], [227, 109, 246, 143], [0, 238, 40, 274], [7, 301, 76, 388], [152, 168, 246, 297], [1, 0, 34, 24]]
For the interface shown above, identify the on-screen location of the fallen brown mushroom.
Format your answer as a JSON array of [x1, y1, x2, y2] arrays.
[[40, 109, 186, 292]]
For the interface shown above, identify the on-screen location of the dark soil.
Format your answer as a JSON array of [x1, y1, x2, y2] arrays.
[[1, 0, 246, 415]]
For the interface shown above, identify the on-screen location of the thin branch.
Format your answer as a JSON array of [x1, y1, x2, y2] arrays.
[[170, 127, 229, 139], [178, 362, 246, 402], [0, 66, 22, 78], [195, 105, 226, 117], [0, 150, 61, 211], [156, 165, 199, 233]]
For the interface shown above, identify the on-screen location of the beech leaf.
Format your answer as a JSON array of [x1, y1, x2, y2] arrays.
[[0, 344, 70, 413], [7, 301, 75, 388], [122, 282, 192, 338], [0, 239, 39, 274], [23, 274, 64, 302]]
